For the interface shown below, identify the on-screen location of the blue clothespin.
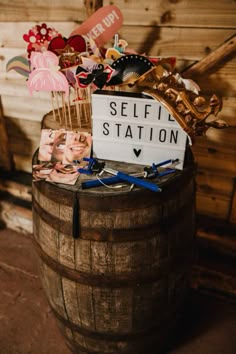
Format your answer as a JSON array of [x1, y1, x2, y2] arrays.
[[144, 158, 179, 178], [78, 158, 105, 175]]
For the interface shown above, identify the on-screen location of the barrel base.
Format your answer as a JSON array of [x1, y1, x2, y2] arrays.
[[32, 162, 196, 354], [59, 305, 191, 354]]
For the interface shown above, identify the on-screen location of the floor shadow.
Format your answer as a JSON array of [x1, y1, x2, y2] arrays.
[[164, 289, 236, 353]]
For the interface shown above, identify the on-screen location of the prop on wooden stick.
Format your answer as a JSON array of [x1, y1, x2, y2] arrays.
[[5, 5, 229, 140], [69, 5, 123, 47]]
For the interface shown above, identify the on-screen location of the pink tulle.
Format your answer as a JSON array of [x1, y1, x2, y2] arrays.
[[27, 51, 69, 96]]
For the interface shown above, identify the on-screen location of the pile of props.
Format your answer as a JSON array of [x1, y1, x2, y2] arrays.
[[7, 5, 229, 189], [6, 20, 227, 137]]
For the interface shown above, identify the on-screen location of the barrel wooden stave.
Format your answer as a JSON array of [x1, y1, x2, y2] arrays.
[[32, 169, 196, 354], [39, 260, 172, 353]]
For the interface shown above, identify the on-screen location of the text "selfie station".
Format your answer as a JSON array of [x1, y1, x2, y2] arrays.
[[92, 91, 188, 169]]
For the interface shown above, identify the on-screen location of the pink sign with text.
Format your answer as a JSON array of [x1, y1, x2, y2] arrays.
[[70, 5, 123, 47]]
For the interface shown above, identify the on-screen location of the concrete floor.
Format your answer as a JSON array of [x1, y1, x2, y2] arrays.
[[0, 227, 236, 354]]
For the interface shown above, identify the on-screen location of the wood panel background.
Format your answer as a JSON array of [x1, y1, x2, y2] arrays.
[[0, 0, 235, 226]]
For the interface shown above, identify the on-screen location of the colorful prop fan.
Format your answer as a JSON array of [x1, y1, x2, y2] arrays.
[[107, 54, 154, 86]]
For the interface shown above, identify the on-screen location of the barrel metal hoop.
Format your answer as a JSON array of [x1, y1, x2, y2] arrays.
[[32, 195, 195, 242], [51, 305, 176, 342], [32, 235, 191, 288]]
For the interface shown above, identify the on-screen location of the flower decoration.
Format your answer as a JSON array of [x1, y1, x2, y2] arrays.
[[23, 28, 41, 56], [23, 23, 61, 57], [36, 23, 53, 41]]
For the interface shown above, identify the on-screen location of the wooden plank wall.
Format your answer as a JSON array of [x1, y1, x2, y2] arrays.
[[0, 0, 235, 225]]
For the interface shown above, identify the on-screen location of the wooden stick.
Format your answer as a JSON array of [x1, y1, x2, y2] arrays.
[[61, 92, 67, 129], [182, 34, 236, 78], [55, 92, 62, 125], [67, 90, 72, 129], [75, 85, 81, 128], [51, 92, 57, 121]]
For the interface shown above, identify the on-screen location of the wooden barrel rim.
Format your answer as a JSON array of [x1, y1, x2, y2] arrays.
[[32, 148, 196, 200], [33, 165, 195, 201]]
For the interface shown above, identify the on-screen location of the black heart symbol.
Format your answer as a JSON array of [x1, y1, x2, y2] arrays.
[[133, 148, 141, 157]]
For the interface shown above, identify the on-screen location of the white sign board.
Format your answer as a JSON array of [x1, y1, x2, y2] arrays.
[[92, 91, 188, 169]]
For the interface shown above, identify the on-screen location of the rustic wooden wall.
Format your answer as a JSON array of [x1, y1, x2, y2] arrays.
[[0, 0, 235, 227]]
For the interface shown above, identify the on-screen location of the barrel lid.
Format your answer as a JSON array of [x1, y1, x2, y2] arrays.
[[32, 148, 196, 197]]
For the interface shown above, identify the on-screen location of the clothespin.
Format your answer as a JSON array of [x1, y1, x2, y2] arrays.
[[78, 157, 105, 174], [144, 158, 179, 178]]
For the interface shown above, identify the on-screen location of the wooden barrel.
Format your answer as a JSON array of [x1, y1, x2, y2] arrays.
[[32, 163, 196, 354]]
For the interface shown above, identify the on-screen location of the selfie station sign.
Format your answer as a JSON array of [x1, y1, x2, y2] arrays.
[[92, 91, 188, 169]]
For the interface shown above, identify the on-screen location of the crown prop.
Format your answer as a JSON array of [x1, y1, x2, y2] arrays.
[[135, 66, 226, 139]]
